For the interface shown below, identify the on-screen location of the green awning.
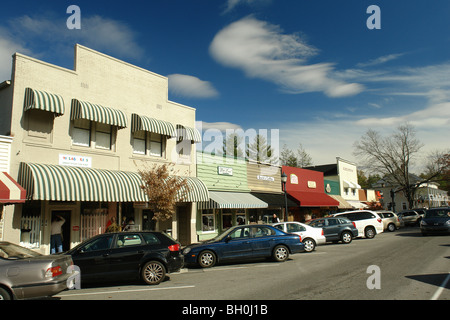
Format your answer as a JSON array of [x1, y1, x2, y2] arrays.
[[18, 163, 209, 203], [71, 99, 127, 129], [23, 88, 65, 116], [176, 124, 202, 143], [198, 191, 268, 209], [131, 114, 176, 137]]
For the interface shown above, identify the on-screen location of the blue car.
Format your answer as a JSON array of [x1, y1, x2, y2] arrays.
[[182, 224, 305, 268]]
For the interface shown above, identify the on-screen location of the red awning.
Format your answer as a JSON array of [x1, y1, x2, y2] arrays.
[[287, 191, 339, 207], [0, 172, 26, 204]]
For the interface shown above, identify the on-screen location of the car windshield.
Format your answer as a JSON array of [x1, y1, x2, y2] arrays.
[[0, 242, 42, 259], [425, 209, 450, 218]]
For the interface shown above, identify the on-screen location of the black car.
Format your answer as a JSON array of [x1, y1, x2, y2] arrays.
[[420, 207, 450, 236], [307, 217, 358, 244], [66, 231, 183, 286]]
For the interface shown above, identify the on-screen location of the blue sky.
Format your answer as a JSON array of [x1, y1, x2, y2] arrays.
[[1, 0, 449, 169]]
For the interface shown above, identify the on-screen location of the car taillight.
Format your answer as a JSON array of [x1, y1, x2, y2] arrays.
[[298, 235, 302, 242], [168, 244, 180, 252], [321, 229, 324, 236], [377, 218, 382, 223], [352, 222, 356, 228], [45, 266, 63, 278]]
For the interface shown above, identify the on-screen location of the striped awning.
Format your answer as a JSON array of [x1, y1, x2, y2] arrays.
[[0, 172, 26, 204], [23, 88, 65, 116], [177, 124, 202, 143], [71, 99, 127, 129], [131, 114, 176, 137], [198, 191, 268, 209], [18, 163, 208, 203]]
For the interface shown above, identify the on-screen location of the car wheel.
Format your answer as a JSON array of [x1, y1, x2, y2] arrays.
[[387, 223, 396, 232], [141, 261, 166, 285], [273, 245, 289, 262], [341, 231, 353, 244], [365, 227, 376, 239], [302, 238, 316, 252], [198, 250, 216, 268], [0, 287, 12, 300]]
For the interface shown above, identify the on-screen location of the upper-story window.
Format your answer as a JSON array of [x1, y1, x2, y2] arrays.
[[70, 99, 127, 152]]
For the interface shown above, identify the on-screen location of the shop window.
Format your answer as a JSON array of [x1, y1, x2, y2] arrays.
[[202, 209, 215, 232], [95, 123, 112, 150], [133, 131, 146, 155], [72, 120, 116, 151], [149, 133, 163, 157], [222, 211, 233, 230], [80, 203, 108, 242], [72, 119, 91, 147]]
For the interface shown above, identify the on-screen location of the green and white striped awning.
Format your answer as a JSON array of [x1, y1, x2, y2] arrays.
[[131, 114, 176, 137], [198, 191, 268, 209], [177, 124, 202, 143], [18, 163, 209, 203], [71, 99, 127, 129], [23, 88, 65, 116]]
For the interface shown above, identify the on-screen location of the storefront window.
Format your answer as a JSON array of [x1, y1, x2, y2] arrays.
[[222, 210, 233, 230], [80, 202, 108, 242], [202, 209, 215, 232]]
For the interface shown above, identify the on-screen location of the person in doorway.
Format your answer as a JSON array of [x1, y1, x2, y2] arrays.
[[51, 215, 65, 254], [272, 213, 280, 223]]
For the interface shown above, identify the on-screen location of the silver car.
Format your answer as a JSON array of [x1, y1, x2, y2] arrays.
[[0, 241, 75, 300]]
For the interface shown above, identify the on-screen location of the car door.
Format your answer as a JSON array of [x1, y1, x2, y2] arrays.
[[71, 234, 115, 279], [250, 226, 277, 258], [325, 218, 341, 240], [222, 227, 253, 260], [107, 233, 147, 278]]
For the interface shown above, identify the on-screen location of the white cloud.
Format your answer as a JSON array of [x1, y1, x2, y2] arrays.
[[198, 121, 242, 132], [209, 16, 363, 98], [356, 53, 405, 68], [0, 28, 32, 80], [168, 74, 219, 99], [223, 0, 272, 14]]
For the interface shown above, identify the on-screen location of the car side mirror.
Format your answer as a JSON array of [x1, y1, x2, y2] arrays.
[[224, 235, 231, 243]]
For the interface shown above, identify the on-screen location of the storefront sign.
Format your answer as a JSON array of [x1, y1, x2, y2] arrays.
[[257, 175, 275, 182], [59, 154, 92, 168], [290, 174, 298, 184], [72, 226, 80, 231], [307, 181, 317, 189], [217, 166, 233, 176]]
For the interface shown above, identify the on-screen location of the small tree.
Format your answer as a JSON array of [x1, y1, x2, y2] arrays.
[[138, 163, 190, 222]]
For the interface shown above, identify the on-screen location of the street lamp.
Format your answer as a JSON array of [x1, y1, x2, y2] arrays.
[[281, 172, 288, 222]]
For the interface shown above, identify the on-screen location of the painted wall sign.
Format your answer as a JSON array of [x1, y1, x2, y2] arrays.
[[59, 154, 92, 168], [290, 174, 298, 184], [257, 175, 275, 182], [307, 181, 317, 189]]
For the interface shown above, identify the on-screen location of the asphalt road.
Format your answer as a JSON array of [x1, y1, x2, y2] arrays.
[[56, 227, 449, 301]]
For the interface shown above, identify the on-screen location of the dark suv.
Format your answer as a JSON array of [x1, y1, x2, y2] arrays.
[[307, 217, 358, 244]]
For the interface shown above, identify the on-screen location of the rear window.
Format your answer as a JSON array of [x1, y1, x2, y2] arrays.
[[425, 209, 450, 218], [0, 242, 42, 259]]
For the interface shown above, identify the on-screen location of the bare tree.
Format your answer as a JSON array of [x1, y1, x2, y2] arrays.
[[138, 163, 190, 222], [354, 123, 424, 209]]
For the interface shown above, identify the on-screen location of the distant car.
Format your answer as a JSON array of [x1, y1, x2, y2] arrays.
[[66, 231, 183, 286], [397, 210, 422, 226], [377, 210, 401, 232], [420, 207, 450, 236], [333, 210, 384, 238], [0, 241, 74, 300], [306, 217, 358, 244], [272, 221, 326, 252], [182, 224, 304, 268]]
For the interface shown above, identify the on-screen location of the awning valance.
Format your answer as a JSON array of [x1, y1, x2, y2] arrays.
[[0, 172, 26, 204], [18, 163, 208, 203], [287, 191, 339, 207], [71, 99, 127, 129], [24, 88, 65, 116], [131, 114, 176, 137], [251, 192, 298, 208], [328, 195, 353, 209], [198, 191, 268, 209], [176, 124, 202, 143]]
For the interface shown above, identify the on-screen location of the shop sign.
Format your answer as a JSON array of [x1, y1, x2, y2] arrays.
[[59, 154, 92, 168], [257, 175, 275, 182], [218, 166, 233, 176], [307, 181, 317, 189], [290, 174, 298, 184], [72, 226, 80, 231]]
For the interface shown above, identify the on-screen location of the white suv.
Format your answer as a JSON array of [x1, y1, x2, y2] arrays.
[[333, 210, 384, 238]]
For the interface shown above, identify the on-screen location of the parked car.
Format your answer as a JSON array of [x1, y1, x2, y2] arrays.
[[66, 231, 183, 286], [377, 210, 401, 232], [333, 210, 384, 238], [272, 221, 326, 252], [420, 207, 450, 236], [306, 217, 358, 244], [182, 224, 304, 268], [0, 241, 74, 300], [397, 210, 422, 226]]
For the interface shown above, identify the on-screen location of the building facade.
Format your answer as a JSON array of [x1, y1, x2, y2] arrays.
[[0, 45, 208, 253]]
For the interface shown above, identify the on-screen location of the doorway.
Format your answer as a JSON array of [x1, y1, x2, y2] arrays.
[[177, 205, 191, 245], [51, 210, 71, 252]]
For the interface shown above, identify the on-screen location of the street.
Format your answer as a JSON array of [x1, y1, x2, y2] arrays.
[[56, 227, 449, 301]]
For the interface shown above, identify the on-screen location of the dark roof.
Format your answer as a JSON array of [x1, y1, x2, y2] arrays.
[[303, 164, 337, 176]]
